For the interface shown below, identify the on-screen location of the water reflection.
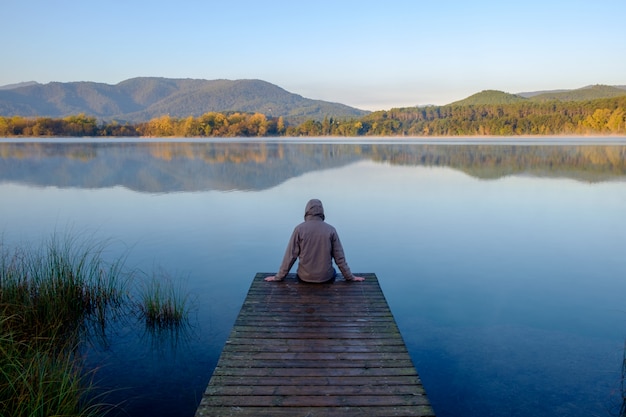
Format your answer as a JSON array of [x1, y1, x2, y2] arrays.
[[0, 141, 625, 192], [1, 139, 625, 417]]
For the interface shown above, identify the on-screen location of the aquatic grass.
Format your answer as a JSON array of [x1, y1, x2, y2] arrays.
[[137, 271, 189, 329], [0, 233, 192, 416], [0, 233, 130, 416], [0, 233, 128, 348], [0, 317, 106, 417]]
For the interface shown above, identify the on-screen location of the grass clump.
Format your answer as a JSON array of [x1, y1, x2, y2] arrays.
[[0, 233, 124, 416], [0, 323, 102, 417], [0, 233, 191, 417], [138, 271, 189, 329], [0, 234, 126, 346]]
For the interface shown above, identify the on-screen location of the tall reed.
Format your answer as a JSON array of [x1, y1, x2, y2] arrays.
[[138, 270, 189, 329], [1, 234, 127, 347], [0, 233, 191, 416], [0, 320, 104, 417], [0, 233, 127, 417]]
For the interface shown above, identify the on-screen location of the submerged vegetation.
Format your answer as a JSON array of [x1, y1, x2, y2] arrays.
[[1, 94, 625, 138], [0, 234, 190, 416]]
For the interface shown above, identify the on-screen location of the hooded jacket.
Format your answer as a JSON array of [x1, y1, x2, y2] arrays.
[[275, 199, 355, 283]]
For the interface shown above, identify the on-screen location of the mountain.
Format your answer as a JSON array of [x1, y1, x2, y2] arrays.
[[0, 78, 368, 123], [525, 85, 626, 102], [0, 81, 39, 90], [448, 90, 527, 106], [448, 85, 626, 106]]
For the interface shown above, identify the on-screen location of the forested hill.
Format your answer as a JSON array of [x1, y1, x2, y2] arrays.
[[449, 90, 527, 106], [0, 78, 368, 123], [524, 85, 626, 102], [450, 85, 626, 106]]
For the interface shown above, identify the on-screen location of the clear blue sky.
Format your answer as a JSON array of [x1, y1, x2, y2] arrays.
[[2, 0, 625, 110]]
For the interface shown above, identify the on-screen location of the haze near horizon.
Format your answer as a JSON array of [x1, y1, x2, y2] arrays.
[[2, 0, 625, 111]]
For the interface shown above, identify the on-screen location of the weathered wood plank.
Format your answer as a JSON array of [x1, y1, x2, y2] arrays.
[[195, 273, 435, 417], [205, 384, 427, 397], [225, 337, 406, 345], [196, 405, 434, 417], [217, 351, 413, 361], [213, 359, 417, 370], [207, 375, 424, 387], [200, 394, 431, 407], [210, 366, 420, 378]]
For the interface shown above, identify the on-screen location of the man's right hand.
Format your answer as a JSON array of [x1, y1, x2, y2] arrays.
[[264, 275, 281, 282]]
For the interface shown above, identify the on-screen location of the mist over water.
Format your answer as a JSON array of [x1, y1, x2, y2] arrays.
[[1, 139, 625, 417]]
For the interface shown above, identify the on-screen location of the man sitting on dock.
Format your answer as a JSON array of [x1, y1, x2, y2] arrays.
[[265, 199, 364, 283]]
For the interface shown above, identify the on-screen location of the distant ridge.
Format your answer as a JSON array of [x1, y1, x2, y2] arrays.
[[1, 79, 625, 120], [449, 90, 527, 106], [517, 89, 569, 98], [0, 81, 39, 90], [0, 78, 368, 123], [448, 85, 626, 106], [526, 85, 626, 102]]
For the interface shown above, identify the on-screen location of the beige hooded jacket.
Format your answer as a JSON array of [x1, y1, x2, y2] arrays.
[[274, 199, 355, 283]]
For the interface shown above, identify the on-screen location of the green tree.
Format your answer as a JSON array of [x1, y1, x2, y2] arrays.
[[198, 112, 228, 136], [583, 108, 612, 132], [298, 120, 322, 136], [607, 108, 625, 133], [63, 114, 98, 136]]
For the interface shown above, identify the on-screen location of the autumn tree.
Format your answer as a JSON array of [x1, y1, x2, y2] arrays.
[[198, 112, 228, 136], [245, 113, 269, 136], [276, 116, 286, 135], [63, 114, 98, 136]]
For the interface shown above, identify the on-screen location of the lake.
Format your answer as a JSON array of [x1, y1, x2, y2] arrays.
[[1, 138, 625, 417]]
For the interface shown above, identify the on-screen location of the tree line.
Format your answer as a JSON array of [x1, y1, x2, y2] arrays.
[[360, 96, 626, 136], [1, 96, 625, 137]]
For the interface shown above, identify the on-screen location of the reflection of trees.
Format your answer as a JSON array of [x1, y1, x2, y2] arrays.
[[145, 142, 296, 164], [0, 142, 625, 192], [0, 142, 364, 192], [369, 144, 626, 181], [0, 142, 99, 161]]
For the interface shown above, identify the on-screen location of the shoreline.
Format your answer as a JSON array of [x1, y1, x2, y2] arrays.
[[1, 135, 626, 145]]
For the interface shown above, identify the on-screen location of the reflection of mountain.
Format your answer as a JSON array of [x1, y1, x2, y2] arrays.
[[0, 142, 364, 192], [0, 142, 624, 192]]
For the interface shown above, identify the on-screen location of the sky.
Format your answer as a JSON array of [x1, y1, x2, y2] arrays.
[[2, 0, 625, 110]]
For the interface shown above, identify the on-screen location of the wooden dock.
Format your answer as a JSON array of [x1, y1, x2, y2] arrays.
[[195, 273, 435, 417]]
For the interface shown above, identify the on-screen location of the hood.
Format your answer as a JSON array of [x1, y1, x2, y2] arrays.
[[304, 199, 325, 221]]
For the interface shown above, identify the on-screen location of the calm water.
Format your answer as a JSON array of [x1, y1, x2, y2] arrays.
[[1, 138, 626, 417]]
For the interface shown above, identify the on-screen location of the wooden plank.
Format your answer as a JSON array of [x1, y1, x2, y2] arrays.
[[195, 273, 435, 417], [197, 406, 434, 417]]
